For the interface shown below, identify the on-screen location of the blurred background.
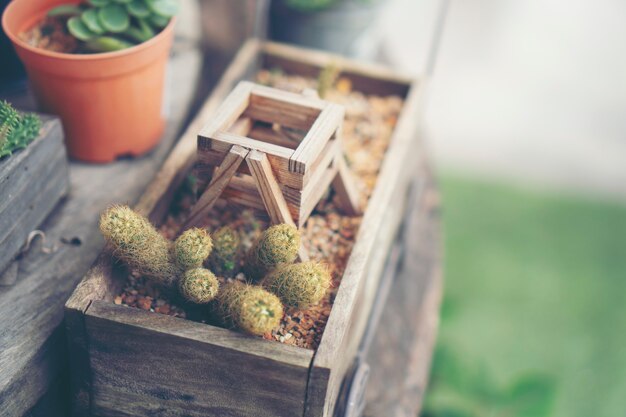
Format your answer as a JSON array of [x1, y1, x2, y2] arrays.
[[2, 0, 625, 416]]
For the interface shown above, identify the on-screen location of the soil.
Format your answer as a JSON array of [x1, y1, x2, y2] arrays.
[[115, 69, 404, 350], [19, 16, 78, 54]]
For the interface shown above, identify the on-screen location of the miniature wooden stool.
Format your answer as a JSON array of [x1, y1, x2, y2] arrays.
[[183, 81, 361, 234]]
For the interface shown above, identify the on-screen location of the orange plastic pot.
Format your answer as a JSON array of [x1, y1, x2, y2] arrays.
[[2, 0, 175, 162]]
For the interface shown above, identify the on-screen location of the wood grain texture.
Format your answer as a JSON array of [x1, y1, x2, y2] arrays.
[[305, 75, 423, 417], [183, 145, 249, 230], [0, 117, 69, 276], [289, 104, 343, 174], [0, 29, 202, 417], [331, 156, 362, 217], [246, 150, 295, 227], [85, 301, 313, 417], [364, 163, 442, 417], [246, 84, 324, 130]]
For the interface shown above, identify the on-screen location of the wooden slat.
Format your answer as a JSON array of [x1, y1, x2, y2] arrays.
[[290, 104, 343, 174], [304, 75, 423, 417], [183, 145, 249, 230], [246, 150, 294, 226], [244, 84, 325, 130], [331, 156, 362, 216], [299, 166, 337, 226], [85, 300, 313, 417], [197, 81, 253, 138]]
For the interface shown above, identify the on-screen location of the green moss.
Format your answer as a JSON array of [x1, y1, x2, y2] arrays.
[[208, 226, 240, 277], [174, 227, 212, 269], [263, 261, 331, 309], [99, 205, 180, 286], [216, 281, 283, 336], [179, 268, 219, 304], [244, 224, 301, 282]]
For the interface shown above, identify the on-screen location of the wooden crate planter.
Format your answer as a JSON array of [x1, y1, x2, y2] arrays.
[[66, 40, 422, 417], [0, 116, 69, 284]]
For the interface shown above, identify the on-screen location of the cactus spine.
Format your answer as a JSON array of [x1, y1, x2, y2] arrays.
[[179, 268, 219, 304], [216, 282, 284, 336], [174, 227, 213, 269], [244, 224, 301, 282], [263, 261, 331, 309], [100, 205, 181, 286], [208, 226, 240, 277]]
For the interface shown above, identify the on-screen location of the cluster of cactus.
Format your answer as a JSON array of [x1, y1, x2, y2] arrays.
[[100, 206, 218, 303], [0, 101, 41, 158], [47, 0, 178, 53], [99, 207, 332, 337]]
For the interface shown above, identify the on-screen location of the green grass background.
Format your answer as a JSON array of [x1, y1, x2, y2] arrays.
[[422, 175, 626, 417]]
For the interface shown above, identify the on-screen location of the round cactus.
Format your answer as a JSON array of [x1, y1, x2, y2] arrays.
[[244, 224, 301, 282], [263, 261, 331, 309], [208, 226, 240, 277], [179, 268, 219, 304], [174, 228, 213, 269], [99, 205, 180, 286], [216, 282, 283, 336]]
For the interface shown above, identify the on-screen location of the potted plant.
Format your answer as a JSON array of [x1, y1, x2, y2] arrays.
[[0, 100, 69, 282], [1, 0, 178, 163], [269, 0, 383, 55]]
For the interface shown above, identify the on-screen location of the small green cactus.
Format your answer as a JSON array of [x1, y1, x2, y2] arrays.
[[263, 261, 331, 309], [216, 282, 284, 336], [0, 101, 41, 159], [317, 63, 339, 99], [179, 268, 219, 304], [173, 228, 212, 270], [244, 224, 301, 282], [99, 205, 181, 286], [208, 226, 240, 277], [47, 0, 178, 53]]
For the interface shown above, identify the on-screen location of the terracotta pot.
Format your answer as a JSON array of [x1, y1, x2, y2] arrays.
[[2, 0, 175, 163]]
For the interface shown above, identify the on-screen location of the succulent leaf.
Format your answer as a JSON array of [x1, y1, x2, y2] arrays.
[[98, 4, 130, 33], [148, 13, 169, 28], [81, 9, 105, 35], [126, 0, 151, 18], [48, 5, 83, 17], [146, 0, 178, 17], [85, 36, 134, 52], [67, 16, 97, 41], [88, 0, 110, 6]]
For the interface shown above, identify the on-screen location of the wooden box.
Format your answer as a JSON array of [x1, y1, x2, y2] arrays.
[[66, 40, 422, 417], [0, 116, 69, 282]]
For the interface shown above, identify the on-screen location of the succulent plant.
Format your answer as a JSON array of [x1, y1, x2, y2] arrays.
[[174, 228, 213, 270], [244, 224, 301, 282], [216, 281, 284, 336], [47, 0, 178, 52], [317, 63, 339, 99], [0, 101, 41, 159], [179, 268, 219, 304], [263, 261, 331, 309], [99, 205, 181, 286], [208, 226, 240, 277]]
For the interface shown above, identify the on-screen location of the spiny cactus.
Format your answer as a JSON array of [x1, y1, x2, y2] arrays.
[[99, 205, 181, 286], [263, 261, 331, 309], [0, 101, 41, 158], [208, 226, 240, 277], [47, 0, 178, 53], [216, 281, 284, 336], [179, 268, 219, 304], [244, 224, 301, 282], [174, 227, 212, 270]]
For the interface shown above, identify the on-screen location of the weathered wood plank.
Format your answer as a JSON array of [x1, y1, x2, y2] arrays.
[[364, 163, 442, 417], [305, 76, 423, 417], [332, 156, 362, 217], [0, 117, 69, 276], [85, 300, 313, 417], [0, 30, 202, 417]]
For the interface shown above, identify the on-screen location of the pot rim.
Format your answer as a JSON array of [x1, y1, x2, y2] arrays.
[[1, 0, 176, 61]]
